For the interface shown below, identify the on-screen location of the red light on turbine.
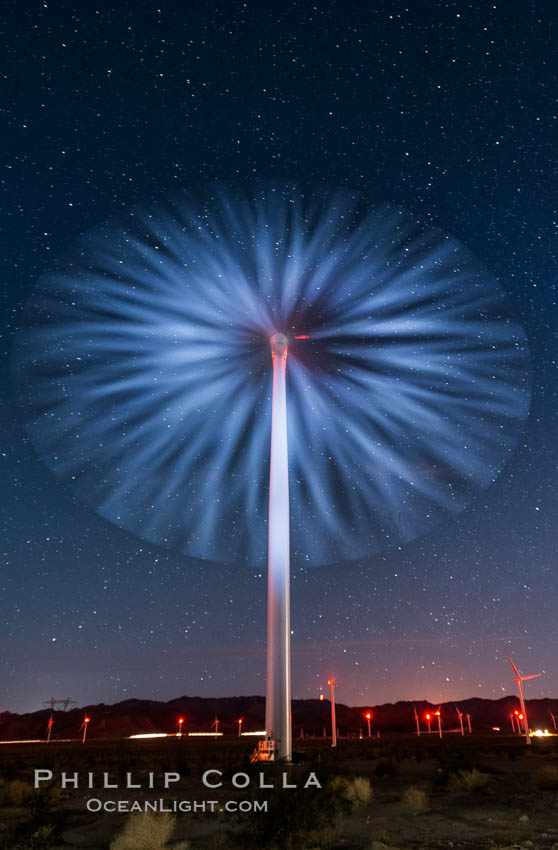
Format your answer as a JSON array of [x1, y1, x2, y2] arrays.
[[518, 713, 524, 720], [435, 711, 441, 716], [327, 679, 335, 686], [84, 717, 90, 724], [425, 713, 431, 720], [320, 694, 324, 701], [294, 334, 310, 339], [365, 712, 371, 719], [178, 717, 184, 725], [514, 710, 519, 715]]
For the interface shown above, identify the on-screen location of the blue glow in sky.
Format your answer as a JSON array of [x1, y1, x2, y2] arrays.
[[15, 184, 530, 567], [2, 1, 556, 713]]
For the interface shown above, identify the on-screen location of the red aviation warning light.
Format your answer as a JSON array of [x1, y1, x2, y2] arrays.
[[82, 716, 90, 744], [294, 334, 310, 339], [327, 680, 337, 748]]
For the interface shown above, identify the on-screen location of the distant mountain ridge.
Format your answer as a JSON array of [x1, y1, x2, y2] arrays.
[[1, 694, 557, 741]]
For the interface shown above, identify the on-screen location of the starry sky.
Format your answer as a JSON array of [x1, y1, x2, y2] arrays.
[[2, 1, 557, 714]]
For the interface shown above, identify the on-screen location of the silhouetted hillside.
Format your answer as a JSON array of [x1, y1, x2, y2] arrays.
[[1, 694, 557, 741]]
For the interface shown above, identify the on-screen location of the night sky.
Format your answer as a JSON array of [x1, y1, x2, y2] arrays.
[[2, 1, 557, 714]]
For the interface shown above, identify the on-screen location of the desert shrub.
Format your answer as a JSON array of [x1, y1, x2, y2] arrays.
[[374, 759, 399, 778], [29, 824, 56, 849], [329, 775, 372, 806], [531, 763, 558, 790], [232, 781, 347, 849], [298, 823, 342, 849], [402, 786, 428, 812], [109, 812, 189, 850], [448, 768, 488, 793], [2, 779, 35, 806], [436, 749, 476, 773]]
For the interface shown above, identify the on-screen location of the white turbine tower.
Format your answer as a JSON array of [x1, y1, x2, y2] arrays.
[[508, 656, 541, 745], [15, 186, 531, 766], [265, 332, 292, 761]]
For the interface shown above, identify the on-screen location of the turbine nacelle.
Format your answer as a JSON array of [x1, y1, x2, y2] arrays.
[[270, 332, 289, 359]]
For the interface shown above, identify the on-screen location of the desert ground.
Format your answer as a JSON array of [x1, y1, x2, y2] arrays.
[[1, 734, 557, 850]]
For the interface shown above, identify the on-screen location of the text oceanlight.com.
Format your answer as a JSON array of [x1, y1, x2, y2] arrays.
[[86, 799, 268, 813]]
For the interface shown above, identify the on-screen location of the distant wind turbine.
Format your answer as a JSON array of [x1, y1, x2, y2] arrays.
[[455, 706, 464, 736], [413, 705, 421, 736], [508, 656, 541, 745]]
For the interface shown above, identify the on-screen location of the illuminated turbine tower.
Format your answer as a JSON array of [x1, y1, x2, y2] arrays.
[[15, 184, 531, 766], [508, 656, 541, 746], [266, 332, 291, 761]]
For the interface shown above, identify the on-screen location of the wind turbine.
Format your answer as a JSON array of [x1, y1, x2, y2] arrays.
[[17, 184, 531, 767], [328, 680, 337, 747], [413, 705, 421, 736], [80, 715, 90, 744], [508, 656, 541, 745], [266, 332, 291, 760], [455, 706, 464, 736]]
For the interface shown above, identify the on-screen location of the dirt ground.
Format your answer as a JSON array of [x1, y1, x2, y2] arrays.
[[1, 735, 558, 849]]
